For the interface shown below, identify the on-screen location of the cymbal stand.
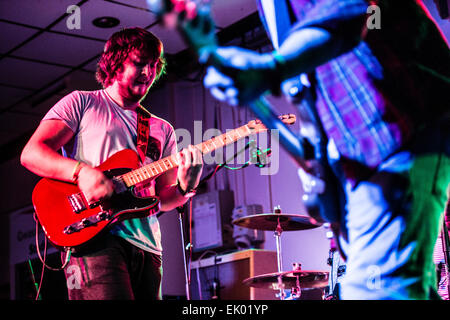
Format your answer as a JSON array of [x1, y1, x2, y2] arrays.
[[273, 206, 286, 300], [290, 263, 302, 299]]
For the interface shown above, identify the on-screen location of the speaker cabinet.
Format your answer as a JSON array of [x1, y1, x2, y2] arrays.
[[191, 190, 236, 255], [190, 249, 278, 300]]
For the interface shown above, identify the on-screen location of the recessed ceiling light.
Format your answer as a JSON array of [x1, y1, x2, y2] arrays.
[[92, 16, 120, 28]]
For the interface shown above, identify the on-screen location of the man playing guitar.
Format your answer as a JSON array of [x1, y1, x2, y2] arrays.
[[21, 27, 203, 300]]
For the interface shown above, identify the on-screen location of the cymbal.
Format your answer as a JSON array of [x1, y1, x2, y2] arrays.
[[232, 213, 321, 231], [243, 270, 329, 290]]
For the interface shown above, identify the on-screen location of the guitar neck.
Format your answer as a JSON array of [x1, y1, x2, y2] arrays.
[[120, 123, 257, 187]]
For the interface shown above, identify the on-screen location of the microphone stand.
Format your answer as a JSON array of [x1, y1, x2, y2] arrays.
[[177, 139, 261, 300], [176, 203, 192, 300]]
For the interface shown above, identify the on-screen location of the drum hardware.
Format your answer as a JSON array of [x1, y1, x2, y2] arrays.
[[242, 266, 329, 289], [242, 263, 329, 300], [231, 207, 322, 232], [279, 263, 301, 300], [232, 205, 326, 300]]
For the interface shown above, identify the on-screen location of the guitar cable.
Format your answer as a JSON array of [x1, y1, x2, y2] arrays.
[[33, 212, 72, 300]]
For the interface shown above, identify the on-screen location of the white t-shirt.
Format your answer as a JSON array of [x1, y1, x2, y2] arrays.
[[42, 89, 177, 255]]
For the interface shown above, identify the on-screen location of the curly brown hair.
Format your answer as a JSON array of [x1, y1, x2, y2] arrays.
[[96, 27, 166, 88]]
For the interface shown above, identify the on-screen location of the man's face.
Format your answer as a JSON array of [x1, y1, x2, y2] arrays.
[[115, 49, 158, 103]]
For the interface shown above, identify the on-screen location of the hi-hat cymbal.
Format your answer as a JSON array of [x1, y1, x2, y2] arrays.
[[243, 270, 329, 290], [232, 213, 321, 231]]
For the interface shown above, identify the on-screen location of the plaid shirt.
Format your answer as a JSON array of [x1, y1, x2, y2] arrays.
[[257, 0, 450, 181]]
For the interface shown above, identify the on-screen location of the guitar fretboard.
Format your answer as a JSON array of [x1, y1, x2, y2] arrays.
[[120, 124, 254, 187]]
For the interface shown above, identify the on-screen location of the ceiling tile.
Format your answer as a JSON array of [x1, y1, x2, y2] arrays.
[[13, 32, 104, 67], [0, 22, 38, 54], [211, 0, 257, 28], [0, 112, 41, 135], [111, 0, 151, 10], [0, 131, 20, 146], [0, 85, 33, 111], [0, 0, 77, 28], [148, 23, 187, 54], [81, 58, 99, 72], [51, 0, 158, 41], [0, 57, 71, 90]]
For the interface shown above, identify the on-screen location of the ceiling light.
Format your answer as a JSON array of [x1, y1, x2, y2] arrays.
[[92, 16, 120, 28]]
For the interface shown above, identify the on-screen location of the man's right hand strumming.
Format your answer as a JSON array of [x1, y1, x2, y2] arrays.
[[76, 164, 114, 206]]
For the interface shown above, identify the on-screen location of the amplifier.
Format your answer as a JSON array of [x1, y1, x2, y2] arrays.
[[190, 249, 278, 300], [232, 204, 265, 249], [191, 190, 235, 253]]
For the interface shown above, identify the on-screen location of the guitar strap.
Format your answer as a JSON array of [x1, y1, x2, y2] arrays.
[[136, 105, 152, 164]]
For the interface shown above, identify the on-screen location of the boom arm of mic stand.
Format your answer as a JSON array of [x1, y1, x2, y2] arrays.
[[196, 140, 256, 190]]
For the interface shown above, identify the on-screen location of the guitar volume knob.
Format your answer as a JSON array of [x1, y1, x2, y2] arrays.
[[81, 218, 90, 227], [63, 225, 75, 234], [96, 211, 109, 221]]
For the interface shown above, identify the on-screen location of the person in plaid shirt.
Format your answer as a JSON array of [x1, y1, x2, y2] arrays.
[[204, 0, 450, 299]]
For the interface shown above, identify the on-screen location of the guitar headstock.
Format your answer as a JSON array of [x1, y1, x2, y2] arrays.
[[247, 114, 296, 134]]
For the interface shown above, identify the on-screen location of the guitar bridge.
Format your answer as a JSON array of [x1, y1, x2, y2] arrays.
[[67, 193, 87, 214]]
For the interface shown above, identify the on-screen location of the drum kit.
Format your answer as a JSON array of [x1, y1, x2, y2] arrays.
[[232, 205, 331, 300]]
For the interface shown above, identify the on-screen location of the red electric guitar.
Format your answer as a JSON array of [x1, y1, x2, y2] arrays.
[[32, 115, 295, 249]]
